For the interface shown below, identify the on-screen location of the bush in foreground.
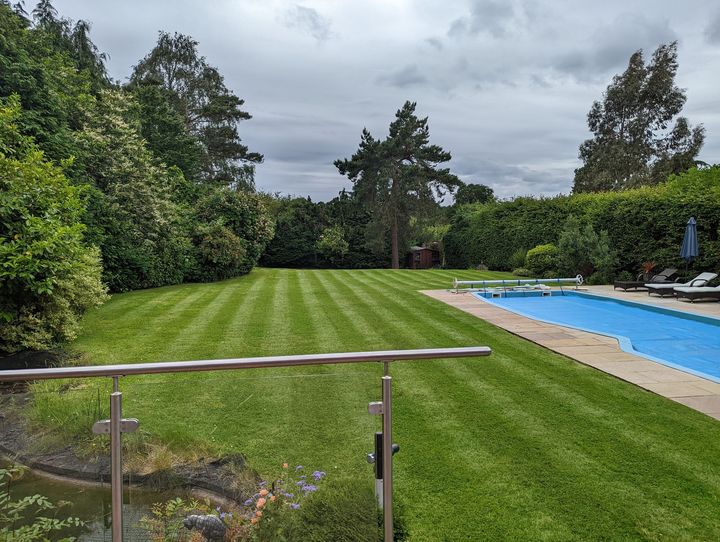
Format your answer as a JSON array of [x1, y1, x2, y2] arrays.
[[0, 96, 107, 354]]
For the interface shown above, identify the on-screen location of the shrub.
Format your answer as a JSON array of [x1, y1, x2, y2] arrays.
[[556, 216, 617, 281], [525, 244, 559, 276], [512, 268, 533, 277], [0, 96, 107, 354], [189, 187, 274, 282], [509, 248, 528, 270], [317, 226, 349, 265]]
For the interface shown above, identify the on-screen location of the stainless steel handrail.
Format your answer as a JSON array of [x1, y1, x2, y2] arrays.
[[0, 347, 490, 381], [0, 346, 492, 542]]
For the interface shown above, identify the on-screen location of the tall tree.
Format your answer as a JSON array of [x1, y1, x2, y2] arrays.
[[130, 32, 262, 190], [31, 0, 108, 88], [573, 42, 705, 193], [335, 101, 461, 268]]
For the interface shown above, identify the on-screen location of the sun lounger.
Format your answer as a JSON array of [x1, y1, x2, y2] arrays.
[[646, 272, 717, 297], [614, 268, 678, 291], [674, 285, 720, 302]]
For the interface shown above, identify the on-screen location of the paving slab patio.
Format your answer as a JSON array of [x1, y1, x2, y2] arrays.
[[422, 287, 720, 421]]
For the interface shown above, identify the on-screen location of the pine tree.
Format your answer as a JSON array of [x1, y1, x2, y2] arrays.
[[336, 101, 460, 268]]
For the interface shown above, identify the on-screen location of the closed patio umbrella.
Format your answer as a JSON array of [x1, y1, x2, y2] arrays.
[[680, 217, 699, 272]]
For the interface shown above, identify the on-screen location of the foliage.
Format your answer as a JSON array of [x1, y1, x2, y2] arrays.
[[0, 465, 83, 542], [316, 226, 349, 265], [420, 223, 450, 267], [454, 183, 495, 205], [245, 464, 327, 539], [73, 89, 193, 291], [509, 248, 527, 270], [259, 192, 389, 269], [261, 196, 325, 268], [131, 83, 204, 182], [189, 187, 274, 282], [130, 31, 262, 190], [0, 2, 96, 165], [512, 268, 532, 277], [335, 101, 461, 268], [445, 167, 720, 277], [574, 42, 704, 192], [0, 96, 107, 353], [556, 216, 617, 280], [525, 244, 559, 277]]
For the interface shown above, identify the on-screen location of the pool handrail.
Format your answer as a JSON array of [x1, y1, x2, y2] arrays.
[[453, 275, 583, 292]]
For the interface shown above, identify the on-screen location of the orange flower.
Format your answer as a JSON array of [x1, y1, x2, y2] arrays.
[[270, 495, 276, 502], [283, 462, 289, 469], [255, 510, 263, 517], [256, 497, 267, 509], [251, 517, 258, 525], [259, 489, 269, 497]]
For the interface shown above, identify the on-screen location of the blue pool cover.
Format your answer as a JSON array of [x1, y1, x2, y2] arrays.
[[475, 291, 720, 382]]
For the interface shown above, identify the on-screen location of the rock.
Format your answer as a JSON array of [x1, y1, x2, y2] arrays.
[[183, 514, 226, 541]]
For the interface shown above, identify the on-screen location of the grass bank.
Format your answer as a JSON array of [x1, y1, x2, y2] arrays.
[[27, 268, 720, 540]]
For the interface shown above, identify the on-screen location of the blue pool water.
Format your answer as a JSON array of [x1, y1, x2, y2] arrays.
[[474, 290, 720, 381]]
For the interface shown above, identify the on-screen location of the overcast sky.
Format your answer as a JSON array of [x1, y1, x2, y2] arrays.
[[54, 0, 720, 201]]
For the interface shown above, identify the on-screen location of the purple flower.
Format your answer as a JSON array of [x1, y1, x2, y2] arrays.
[[299, 475, 306, 480], [220, 512, 226, 520], [295, 465, 303, 471], [312, 471, 326, 481], [216, 505, 222, 512], [244, 498, 254, 506], [290, 503, 301, 510], [296, 481, 304, 487], [259, 480, 267, 487], [301, 484, 317, 493], [253, 493, 260, 499], [282, 492, 294, 499]]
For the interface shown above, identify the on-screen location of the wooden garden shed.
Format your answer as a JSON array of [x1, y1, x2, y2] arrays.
[[406, 246, 441, 269]]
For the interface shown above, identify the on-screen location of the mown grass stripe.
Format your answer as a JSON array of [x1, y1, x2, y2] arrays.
[[30, 268, 720, 540]]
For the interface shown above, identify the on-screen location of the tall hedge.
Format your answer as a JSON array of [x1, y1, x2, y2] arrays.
[[445, 167, 720, 276]]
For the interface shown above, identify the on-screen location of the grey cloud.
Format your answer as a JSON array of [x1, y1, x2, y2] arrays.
[[376, 64, 428, 88], [425, 37, 444, 51], [452, 158, 571, 199], [706, 12, 720, 44], [551, 14, 676, 81], [283, 4, 332, 42], [49, 0, 720, 201], [448, 0, 515, 39]]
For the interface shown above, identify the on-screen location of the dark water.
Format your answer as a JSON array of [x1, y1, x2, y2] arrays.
[[2, 460, 189, 541]]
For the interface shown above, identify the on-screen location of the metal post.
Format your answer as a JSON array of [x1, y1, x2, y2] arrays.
[[382, 375, 393, 542], [110, 377, 123, 541]]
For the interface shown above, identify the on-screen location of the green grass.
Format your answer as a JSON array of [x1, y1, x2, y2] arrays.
[[28, 268, 720, 540]]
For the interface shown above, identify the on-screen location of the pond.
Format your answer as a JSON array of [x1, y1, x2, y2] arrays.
[[1, 458, 192, 541]]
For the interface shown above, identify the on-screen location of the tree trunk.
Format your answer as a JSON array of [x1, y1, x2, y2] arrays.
[[391, 213, 399, 269]]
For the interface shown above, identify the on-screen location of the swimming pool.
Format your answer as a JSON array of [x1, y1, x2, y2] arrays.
[[474, 290, 720, 382]]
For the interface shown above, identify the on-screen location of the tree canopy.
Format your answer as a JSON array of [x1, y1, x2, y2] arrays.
[[573, 42, 705, 192], [0, 2, 273, 355], [130, 32, 262, 190], [335, 101, 461, 268], [455, 183, 495, 205]]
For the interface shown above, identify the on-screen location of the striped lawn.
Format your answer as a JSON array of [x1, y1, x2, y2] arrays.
[[29, 268, 720, 540]]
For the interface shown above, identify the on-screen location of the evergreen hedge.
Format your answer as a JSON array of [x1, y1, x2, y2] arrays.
[[445, 167, 720, 277]]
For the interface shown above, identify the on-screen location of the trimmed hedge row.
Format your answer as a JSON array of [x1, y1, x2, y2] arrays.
[[445, 167, 720, 277]]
